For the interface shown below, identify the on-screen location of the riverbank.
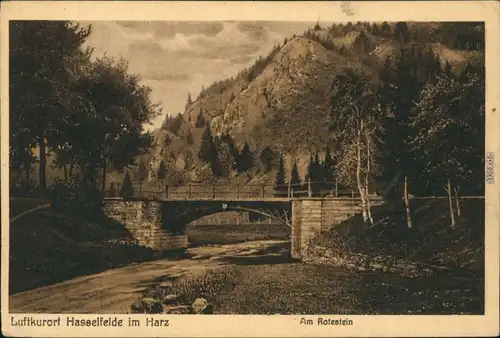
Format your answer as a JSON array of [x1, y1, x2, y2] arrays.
[[9, 208, 170, 295], [9, 203, 289, 295], [10, 238, 483, 314], [9, 240, 290, 313], [137, 247, 483, 315], [307, 199, 484, 278]]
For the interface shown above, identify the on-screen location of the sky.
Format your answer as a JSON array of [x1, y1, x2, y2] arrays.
[[83, 21, 314, 129]]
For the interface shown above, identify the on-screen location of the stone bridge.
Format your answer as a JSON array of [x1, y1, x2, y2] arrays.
[[103, 196, 381, 259]]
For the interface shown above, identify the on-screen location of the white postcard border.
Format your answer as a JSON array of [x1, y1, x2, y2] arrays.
[[1, 1, 499, 337]]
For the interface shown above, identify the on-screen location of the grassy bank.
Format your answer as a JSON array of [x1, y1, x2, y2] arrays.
[[147, 263, 483, 314], [187, 223, 290, 247], [9, 208, 171, 294], [310, 199, 484, 276]]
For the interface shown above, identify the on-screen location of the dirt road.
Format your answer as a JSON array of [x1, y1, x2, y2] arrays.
[[9, 240, 291, 313]]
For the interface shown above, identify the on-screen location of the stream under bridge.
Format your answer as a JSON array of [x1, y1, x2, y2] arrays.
[[103, 182, 381, 259]]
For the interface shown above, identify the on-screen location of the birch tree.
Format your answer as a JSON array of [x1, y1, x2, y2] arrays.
[[331, 70, 383, 224]]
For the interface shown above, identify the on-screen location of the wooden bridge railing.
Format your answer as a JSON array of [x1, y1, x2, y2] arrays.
[[104, 180, 365, 200]]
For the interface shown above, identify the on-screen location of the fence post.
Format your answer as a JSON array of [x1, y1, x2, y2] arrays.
[[139, 182, 142, 198], [237, 184, 240, 199], [261, 185, 265, 198], [212, 185, 215, 199], [308, 179, 312, 198], [165, 185, 169, 199], [335, 179, 338, 197], [351, 189, 354, 198], [188, 184, 192, 199], [288, 181, 291, 198]]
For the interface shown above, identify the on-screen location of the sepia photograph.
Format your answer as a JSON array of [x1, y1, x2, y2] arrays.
[[1, 1, 499, 337]]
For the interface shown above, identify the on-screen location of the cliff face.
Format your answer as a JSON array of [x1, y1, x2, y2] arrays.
[[185, 36, 367, 154], [137, 23, 483, 185]]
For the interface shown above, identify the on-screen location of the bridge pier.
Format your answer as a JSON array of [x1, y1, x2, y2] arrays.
[[290, 199, 369, 259], [291, 200, 323, 259], [291, 200, 302, 258], [103, 199, 188, 251]]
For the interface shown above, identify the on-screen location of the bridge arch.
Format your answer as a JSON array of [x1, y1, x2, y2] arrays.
[[160, 200, 292, 232], [226, 206, 292, 228], [103, 197, 373, 259]]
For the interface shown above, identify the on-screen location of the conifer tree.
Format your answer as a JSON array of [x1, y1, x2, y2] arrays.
[[444, 61, 453, 77], [323, 146, 335, 180], [323, 146, 336, 192], [394, 22, 410, 44], [314, 152, 322, 182], [120, 170, 134, 200], [215, 141, 234, 178], [307, 152, 323, 195], [137, 158, 149, 183], [290, 159, 300, 196], [157, 160, 167, 184], [306, 153, 315, 183], [221, 132, 237, 159], [259, 147, 276, 173], [274, 153, 286, 196], [198, 126, 216, 163], [379, 56, 393, 83], [198, 126, 221, 178], [381, 21, 391, 36], [238, 142, 254, 172], [185, 92, 193, 109], [195, 109, 205, 127], [185, 129, 194, 145], [108, 182, 117, 197]]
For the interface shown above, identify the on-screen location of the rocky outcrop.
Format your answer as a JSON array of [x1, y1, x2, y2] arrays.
[[130, 295, 213, 315], [185, 36, 367, 153], [191, 297, 214, 314], [147, 129, 175, 182]]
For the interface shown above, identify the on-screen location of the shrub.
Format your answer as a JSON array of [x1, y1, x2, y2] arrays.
[[51, 178, 104, 220]]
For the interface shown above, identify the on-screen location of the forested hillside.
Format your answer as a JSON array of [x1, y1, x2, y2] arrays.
[[135, 22, 484, 210]]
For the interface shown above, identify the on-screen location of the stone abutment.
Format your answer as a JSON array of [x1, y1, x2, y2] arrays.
[[103, 199, 188, 251]]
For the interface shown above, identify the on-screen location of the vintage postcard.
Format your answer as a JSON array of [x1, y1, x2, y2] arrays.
[[1, 1, 499, 337]]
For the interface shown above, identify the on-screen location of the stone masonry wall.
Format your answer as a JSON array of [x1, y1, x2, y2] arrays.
[[291, 198, 380, 259], [103, 199, 188, 251], [320, 199, 364, 231], [296, 200, 323, 259], [291, 200, 302, 258]]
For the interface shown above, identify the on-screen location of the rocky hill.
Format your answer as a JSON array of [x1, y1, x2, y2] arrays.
[[187, 36, 365, 150], [118, 22, 484, 187]]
